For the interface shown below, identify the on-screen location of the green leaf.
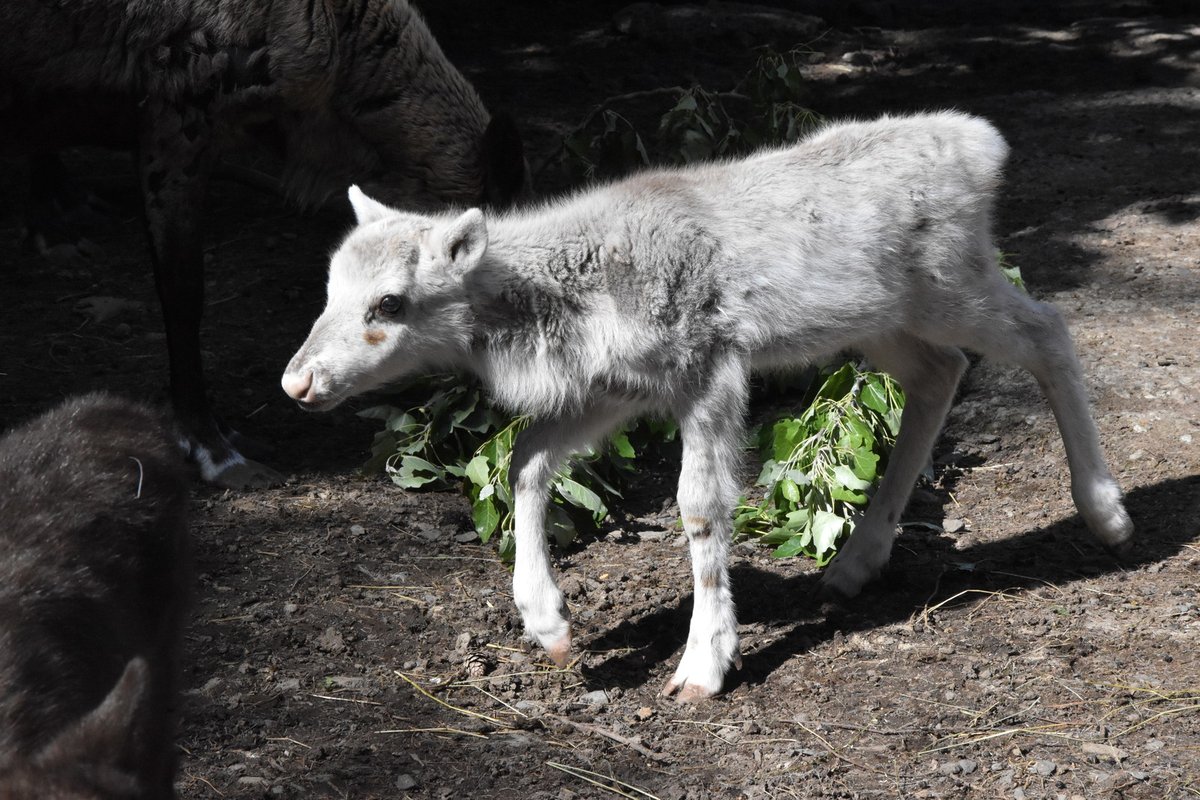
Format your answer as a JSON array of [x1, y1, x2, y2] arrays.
[[779, 478, 801, 504], [852, 450, 879, 483], [389, 455, 443, 489], [761, 526, 796, 545], [555, 477, 607, 520], [817, 363, 855, 400], [832, 465, 871, 491], [772, 534, 812, 558], [830, 485, 868, 504], [473, 497, 500, 540], [812, 510, 847, 557], [860, 379, 891, 415], [611, 431, 636, 459], [546, 505, 578, 548], [464, 455, 491, 488], [497, 533, 516, 563]]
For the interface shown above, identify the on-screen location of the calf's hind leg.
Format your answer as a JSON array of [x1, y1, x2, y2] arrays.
[[820, 337, 968, 599], [935, 278, 1133, 552]]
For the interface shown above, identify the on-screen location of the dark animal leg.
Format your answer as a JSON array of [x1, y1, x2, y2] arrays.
[[138, 99, 283, 489]]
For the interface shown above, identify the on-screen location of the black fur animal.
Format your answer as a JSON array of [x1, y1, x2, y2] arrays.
[[0, 0, 527, 487], [0, 395, 191, 799]]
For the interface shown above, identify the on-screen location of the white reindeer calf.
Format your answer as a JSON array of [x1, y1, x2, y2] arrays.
[[283, 112, 1133, 701]]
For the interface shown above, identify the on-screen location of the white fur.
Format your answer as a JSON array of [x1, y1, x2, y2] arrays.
[[283, 112, 1133, 699]]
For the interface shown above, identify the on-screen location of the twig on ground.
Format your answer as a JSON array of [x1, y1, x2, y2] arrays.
[[394, 670, 507, 726], [376, 726, 490, 740], [265, 736, 312, 749], [546, 714, 669, 762], [310, 693, 383, 706], [546, 761, 663, 800], [184, 772, 226, 797], [791, 719, 902, 779]]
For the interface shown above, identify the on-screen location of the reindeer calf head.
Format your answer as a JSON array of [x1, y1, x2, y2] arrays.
[[282, 187, 488, 410]]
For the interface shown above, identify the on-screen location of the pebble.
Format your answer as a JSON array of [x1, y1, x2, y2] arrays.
[[578, 689, 610, 706], [349, 524, 365, 536], [958, 759, 978, 775], [395, 774, 418, 790], [943, 517, 965, 533], [1081, 742, 1127, 762], [1033, 760, 1058, 776]]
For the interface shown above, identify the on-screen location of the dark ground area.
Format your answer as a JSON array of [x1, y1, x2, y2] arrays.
[[0, 1, 1198, 797]]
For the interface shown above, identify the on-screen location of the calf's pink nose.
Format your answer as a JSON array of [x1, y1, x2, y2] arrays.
[[282, 370, 315, 402]]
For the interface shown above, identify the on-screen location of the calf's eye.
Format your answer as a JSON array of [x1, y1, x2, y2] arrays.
[[378, 294, 405, 316]]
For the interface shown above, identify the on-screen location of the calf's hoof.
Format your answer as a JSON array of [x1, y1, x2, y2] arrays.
[[664, 681, 719, 703], [546, 631, 573, 669]]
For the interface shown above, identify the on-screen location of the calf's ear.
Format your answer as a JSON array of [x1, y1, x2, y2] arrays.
[[348, 185, 395, 226], [430, 208, 488, 279]]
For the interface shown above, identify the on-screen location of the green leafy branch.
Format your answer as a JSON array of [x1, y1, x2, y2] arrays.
[[736, 363, 904, 564]]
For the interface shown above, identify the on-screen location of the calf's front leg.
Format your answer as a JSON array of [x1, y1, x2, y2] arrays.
[[663, 355, 748, 701], [509, 404, 630, 667]]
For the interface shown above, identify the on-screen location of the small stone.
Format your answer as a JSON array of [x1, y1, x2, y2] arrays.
[[454, 531, 478, 543], [395, 773, 418, 790], [578, 689, 610, 707], [943, 518, 965, 533], [349, 524, 365, 536], [316, 627, 346, 653], [634, 706, 655, 721], [1033, 760, 1058, 777], [938, 761, 962, 776], [958, 759, 978, 775], [637, 530, 669, 542], [1081, 742, 1127, 762], [455, 632, 472, 652], [283, 602, 298, 615], [238, 776, 269, 787]]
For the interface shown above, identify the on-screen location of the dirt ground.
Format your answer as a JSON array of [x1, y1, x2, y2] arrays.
[[1, 1, 1198, 798]]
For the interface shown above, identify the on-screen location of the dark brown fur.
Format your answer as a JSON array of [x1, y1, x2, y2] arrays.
[[0, 0, 525, 485], [0, 395, 191, 799]]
